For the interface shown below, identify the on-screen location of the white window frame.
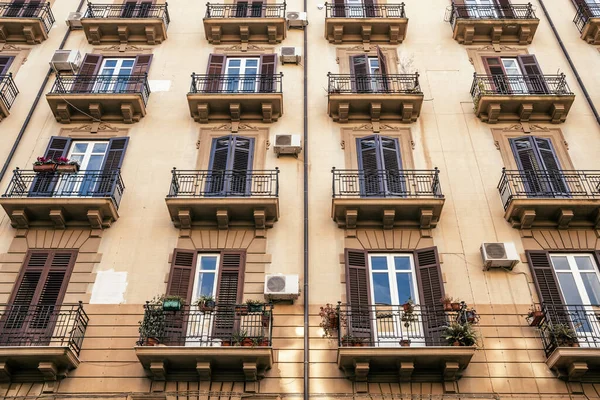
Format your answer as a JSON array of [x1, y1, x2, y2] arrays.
[[187, 253, 221, 347], [465, 0, 498, 18], [224, 57, 260, 93], [96, 58, 135, 92], [501, 57, 528, 94], [54, 141, 109, 196]]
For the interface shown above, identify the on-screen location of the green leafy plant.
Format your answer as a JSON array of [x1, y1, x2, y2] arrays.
[[138, 295, 166, 345], [246, 299, 264, 312], [442, 322, 478, 347], [231, 330, 248, 346], [548, 323, 578, 347]]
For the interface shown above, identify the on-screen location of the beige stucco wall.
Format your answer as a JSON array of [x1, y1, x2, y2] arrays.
[[1, 0, 600, 398]]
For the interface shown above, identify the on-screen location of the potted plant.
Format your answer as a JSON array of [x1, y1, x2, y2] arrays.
[[246, 299, 264, 313], [402, 297, 415, 313], [319, 303, 342, 338], [162, 295, 184, 311], [232, 330, 249, 346], [441, 295, 454, 312], [194, 295, 215, 312], [251, 336, 270, 347], [262, 310, 271, 327], [451, 299, 463, 311], [33, 157, 56, 173], [400, 339, 411, 347], [341, 334, 355, 347], [400, 302, 417, 347], [549, 323, 579, 347], [138, 296, 166, 346], [527, 306, 544, 327], [55, 157, 80, 173], [442, 322, 477, 347], [466, 309, 480, 324], [235, 304, 249, 315], [221, 339, 232, 347]]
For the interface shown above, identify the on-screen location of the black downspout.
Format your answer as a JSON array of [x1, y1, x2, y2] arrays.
[[537, 0, 600, 126], [0, 0, 86, 183], [302, 1, 309, 400]]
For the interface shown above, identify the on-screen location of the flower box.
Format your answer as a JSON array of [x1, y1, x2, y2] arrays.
[[56, 164, 80, 173], [163, 299, 182, 311], [33, 163, 56, 173], [528, 311, 544, 327]]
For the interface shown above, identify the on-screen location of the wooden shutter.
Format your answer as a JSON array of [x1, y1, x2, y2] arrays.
[[44, 136, 72, 161], [333, 0, 345, 17], [22, 0, 40, 17], [517, 55, 548, 94], [380, 136, 403, 194], [163, 249, 197, 345], [358, 136, 381, 195], [376, 46, 389, 92], [230, 136, 253, 195], [510, 137, 565, 194], [496, 0, 515, 18], [414, 247, 446, 345], [214, 252, 245, 340], [344, 249, 372, 340], [350, 55, 369, 93], [0, 56, 13, 75], [74, 54, 102, 92], [96, 137, 129, 197], [132, 54, 153, 75], [526, 251, 565, 321], [483, 56, 509, 94], [364, 0, 376, 17], [573, 0, 592, 18], [259, 54, 277, 93], [204, 54, 226, 93], [29, 137, 72, 196]]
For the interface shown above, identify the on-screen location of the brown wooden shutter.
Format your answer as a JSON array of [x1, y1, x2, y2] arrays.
[[414, 247, 446, 345], [573, 0, 592, 19], [333, 0, 345, 17], [163, 249, 197, 346], [214, 251, 245, 340], [350, 55, 369, 93], [452, 0, 469, 18], [483, 56, 509, 93], [364, 0, 375, 17], [259, 54, 277, 93], [132, 54, 153, 75], [74, 54, 102, 92], [30, 136, 72, 196], [205, 54, 226, 93], [344, 249, 372, 340], [526, 251, 564, 306], [0, 56, 13, 75], [96, 137, 129, 196], [376, 46, 390, 92], [517, 54, 548, 94]]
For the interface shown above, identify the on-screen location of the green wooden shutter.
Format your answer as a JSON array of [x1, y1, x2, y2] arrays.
[[414, 247, 446, 345], [527, 251, 564, 306], [345, 248, 372, 341]]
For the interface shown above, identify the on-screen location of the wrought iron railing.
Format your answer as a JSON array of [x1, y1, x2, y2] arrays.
[[328, 73, 421, 95], [0, 1, 55, 33], [470, 73, 573, 99], [0, 302, 88, 356], [168, 168, 279, 198], [2, 169, 126, 209], [0, 73, 18, 112], [49, 74, 151, 105], [189, 73, 283, 94], [84, 3, 170, 27], [498, 169, 600, 210], [573, 4, 600, 33], [337, 304, 456, 347], [138, 303, 274, 347], [205, 2, 286, 18], [332, 168, 443, 198], [324, 3, 405, 18], [537, 304, 600, 357], [445, 3, 536, 27]]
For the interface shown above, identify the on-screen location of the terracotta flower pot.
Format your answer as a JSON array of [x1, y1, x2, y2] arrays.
[[453, 341, 461, 346], [145, 337, 160, 346], [33, 163, 56, 173], [451, 303, 461, 311], [400, 339, 411, 347], [403, 303, 413, 312], [235, 305, 249, 315], [56, 164, 79, 173], [443, 302, 452, 312], [328, 313, 338, 329], [242, 338, 253, 347], [221, 340, 232, 347]]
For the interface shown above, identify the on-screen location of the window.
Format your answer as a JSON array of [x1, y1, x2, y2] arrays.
[[369, 254, 418, 306], [121, 0, 153, 18], [0, 56, 13, 75], [204, 54, 277, 93], [349, 48, 389, 92], [224, 57, 260, 92], [357, 135, 403, 196], [234, 0, 264, 17], [482, 55, 548, 94], [208, 135, 254, 195], [332, 0, 377, 17], [75, 53, 152, 93], [191, 254, 220, 301], [4, 0, 41, 18]]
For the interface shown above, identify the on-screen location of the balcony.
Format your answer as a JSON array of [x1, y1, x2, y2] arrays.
[[498, 169, 600, 229], [336, 304, 475, 391], [165, 169, 279, 229], [0, 2, 54, 44], [135, 303, 274, 383], [471, 73, 575, 124], [327, 73, 423, 124], [574, 4, 600, 44], [538, 304, 600, 382], [46, 74, 150, 124], [0, 303, 88, 383], [331, 168, 444, 229], [203, 3, 286, 45], [0, 73, 18, 121], [446, 3, 538, 45], [0, 169, 125, 229], [80, 3, 170, 45], [324, 3, 407, 45], [187, 73, 283, 123]]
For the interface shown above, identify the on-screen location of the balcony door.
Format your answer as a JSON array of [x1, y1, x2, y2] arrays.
[[121, 0, 153, 18], [207, 135, 254, 196], [96, 58, 135, 93], [186, 254, 220, 346], [4, 0, 41, 18], [483, 55, 548, 95], [224, 57, 259, 93], [350, 47, 389, 93], [464, 0, 498, 18], [234, 0, 264, 17], [56, 141, 109, 196], [357, 135, 404, 197], [510, 136, 569, 198]]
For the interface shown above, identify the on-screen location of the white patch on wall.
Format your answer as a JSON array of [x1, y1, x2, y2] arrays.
[[148, 80, 171, 92], [90, 270, 128, 304]]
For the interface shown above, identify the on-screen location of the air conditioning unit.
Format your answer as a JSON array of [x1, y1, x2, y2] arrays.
[[274, 134, 302, 157], [50, 50, 81, 74], [281, 47, 301, 65], [66, 12, 83, 29], [286, 11, 308, 28], [480, 242, 519, 270], [264, 274, 299, 300]]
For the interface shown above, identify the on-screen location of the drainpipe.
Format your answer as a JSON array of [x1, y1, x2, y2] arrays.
[[302, 0, 309, 399], [0, 0, 86, 183], [536, 0, 600, 126]]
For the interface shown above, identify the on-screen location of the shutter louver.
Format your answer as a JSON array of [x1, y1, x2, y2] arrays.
[[333, 0, 345, 17], [497, 0, 515, 18], [205, 54, 225, 93], [44, 136, 72, 161], [359, 136, 381, 196], [130, 54, 152, 92], [230, 137, 253, 195], [527, 251, 564, 306], [414, 247, 446, 345], [344, 249, 372, 340], [376, 46, 389, 92], [74, 54, 102, 93], [381, 136, 403, 195], [30, 137, 71, 197], [573, 0, 593, 19], [97, 137, 129, 197], [214, 252, 245, 340], [453, 0, 470, 18], [517, 55, 548, 94], [259, 54, 277, 93], [163, 249, 197, 346], [350, 55, 369, 93]]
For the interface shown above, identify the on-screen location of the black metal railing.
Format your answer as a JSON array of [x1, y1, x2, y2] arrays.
[[0, 302, 88, 356], [0, 1, 55, 33], [498, 169, 600, 210], [49, 74, 151, 105], [205, 2, 286, 18], [138, 303, 274, 347], [189, 73, 283, 94], [328, 73, 421, 94], [471, 73, 573, 99], [168, 168, 279, 198], [538, 304, 600, 357], [84, 3, 170, 28], [574, 4, 600, 33], [2, 169, 126, 209], [0, 73, 18, 112], [446, 3, 536, 27], [324, 2, 405, 18], [337, 304, 454, 347], [332, 168, 443, 199]]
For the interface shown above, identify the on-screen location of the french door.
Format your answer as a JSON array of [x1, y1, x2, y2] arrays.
[[465, 0, 498, 18], [186, 254, 220, 346], [357, 135, 404, 197], [4, 0, 41, 18], [224, 58, 259, 93], [96, 58, 135, 93], [207, 136, 254, 196], [121, 0, 153, 18]]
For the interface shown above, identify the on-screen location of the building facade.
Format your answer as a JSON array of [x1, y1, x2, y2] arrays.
[[0, 0, 599, 399]]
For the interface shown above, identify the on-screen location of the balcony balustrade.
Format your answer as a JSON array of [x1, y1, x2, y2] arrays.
[[0, 1, 54, 44], [0, 73, 18, 121], [574, 4, 600, 44]]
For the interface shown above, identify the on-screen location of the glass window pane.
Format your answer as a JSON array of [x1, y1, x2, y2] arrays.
[[122, 60, 135, 67], [372, 273, 391, 304], [197, 272, 215, 297], [551, 256, 570, 271], [229, 59, 241, 67], [246, 59, 258, 67], [371, 257, 388, 271], [92, 143, 108, 154], [394, 257, 411, 271], [87, 155, 104, 170], [105, 60, 117, 67], [70, 155, 84, 164], [73, 143, 88, 153], [581, 273, 600, 305], [557, 272, 584, 304], [396, 273, 414, 304], [575, 256, 595, 271], [200, 256, 217, 270]]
